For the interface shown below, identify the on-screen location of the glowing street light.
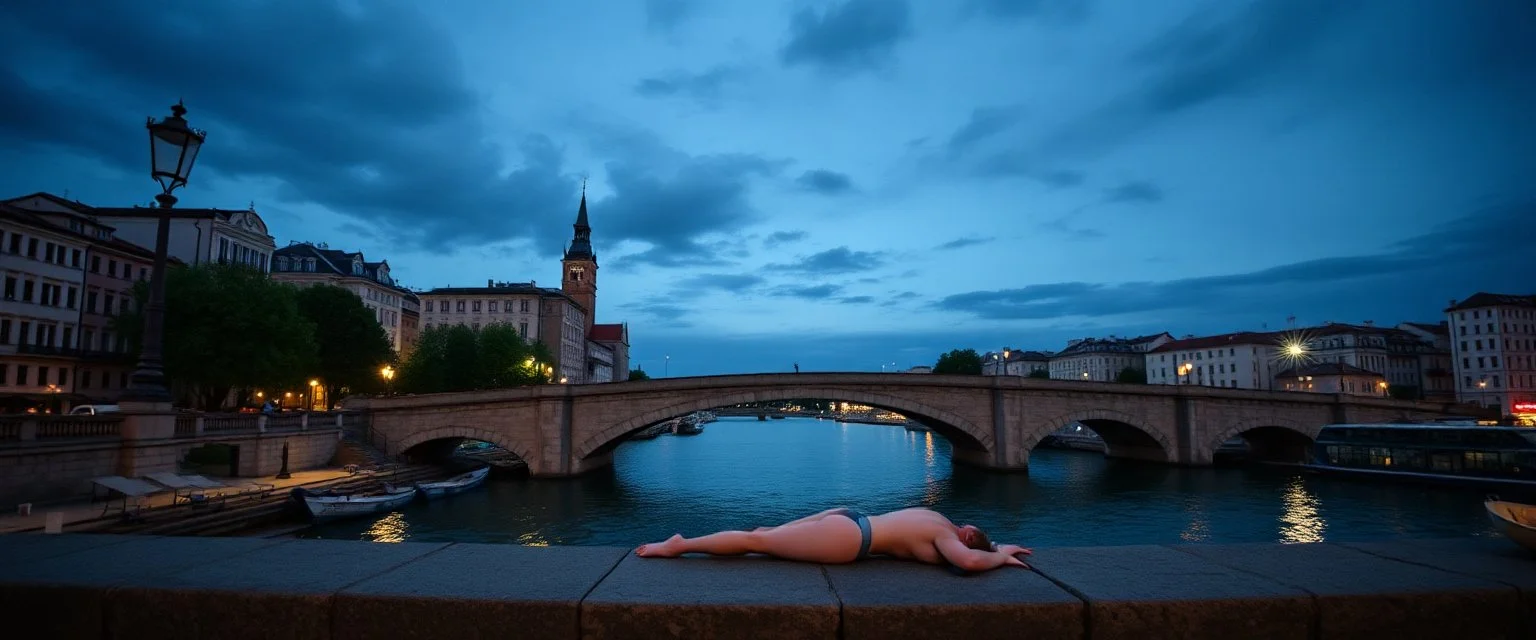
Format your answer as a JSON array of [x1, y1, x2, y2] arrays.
[[1178, 362, 1194, 385]]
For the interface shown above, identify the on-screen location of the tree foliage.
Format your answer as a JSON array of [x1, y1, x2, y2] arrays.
[[933, 349, 984, 375], [628, 368, 651, 381], [1027, 368, 1051, 379], [295, 285, 395, 409], [117, 263, 316, 410], [397, 323, 554, 394], [1115, 367, 1148, 384]]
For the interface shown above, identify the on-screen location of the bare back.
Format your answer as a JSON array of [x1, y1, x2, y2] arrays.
[[864, 508, 960, 564]]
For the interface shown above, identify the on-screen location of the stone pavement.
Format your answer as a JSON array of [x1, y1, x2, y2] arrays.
[[0, 533, 1530, 639], [0, 468, 355, 534]]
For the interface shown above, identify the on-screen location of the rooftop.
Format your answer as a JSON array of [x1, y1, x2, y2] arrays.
[[1446, 292, 1536, 312]]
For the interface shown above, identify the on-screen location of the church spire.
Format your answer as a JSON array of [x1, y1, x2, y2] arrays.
[[564, 180, 595, 261]]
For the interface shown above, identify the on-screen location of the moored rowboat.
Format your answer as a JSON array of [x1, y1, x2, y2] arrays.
[[415, 466, 491, 500], [1484, 498, 1536, 552], [291, 485, 416, 522]]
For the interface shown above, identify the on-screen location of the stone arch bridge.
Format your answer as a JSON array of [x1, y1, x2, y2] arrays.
[[344, 373, 1467, 477]]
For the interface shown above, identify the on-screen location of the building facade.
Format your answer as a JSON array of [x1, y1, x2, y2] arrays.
[[1396, 321, 1456, 402], [270, 242, 411, 353], [1445, 293, 1536, 414], [560, 189, 630, 383], [982, 350, 1050, 376], [417, 281, 590, 383], [1145, 332, 1284, 389], [1275, 362, 1388, 397], [5, 193, 275, 273], [1049, 333, 1171, 381], [400, 292, 421, 357]]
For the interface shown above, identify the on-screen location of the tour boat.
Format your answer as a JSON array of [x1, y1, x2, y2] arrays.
[[1484, 498, 1536, 552], [415, 466, 491, 500], [1304, 423, 1536, 491], [290, 484, 417, 522]]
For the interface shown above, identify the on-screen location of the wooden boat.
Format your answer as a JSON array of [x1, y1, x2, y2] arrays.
[[290, 484, 416, 522], [415, 466, 491, 500], [1485, 498, 1536, 552]]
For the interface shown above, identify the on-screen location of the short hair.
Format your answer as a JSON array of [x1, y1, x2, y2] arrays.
[[965, 526, 994, 552]]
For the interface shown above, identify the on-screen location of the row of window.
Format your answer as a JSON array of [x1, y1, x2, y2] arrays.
[[1461, 374, 1536, 390], [423, 298, 534, 314], [0, 362, 130, 391], [218, 237, 269, 271], [423, 320, 531, 339], [1459, 308, 1536, 322], [4, 228, 150, 279], [0, 318, 128, 353]]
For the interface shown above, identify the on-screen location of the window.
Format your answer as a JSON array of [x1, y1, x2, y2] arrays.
[[38, 366, 48, 387], [16, 365, 28, 386], [57, 368, 68, 385], [425, 300, 433, 312], [18, 322, 29, 346], [473, 301, 481, 312], [108, 259, 117, 277], [3, 276, 14, 300], [80, 370, 91, 389], [0, 319, 8, 344], [27, 238, 38, 258], [457, 301, 466, 312], [104, 294, 116, 315], [83, 329, 93, 351], [519, 322, 528, 338], [66, 287, 77, 309], [86, 291, 98, 314], [62, 327, 72, 349], [22, 280, 34, 303], [6, 233, 18, 253], [91, 255, 101, 273], [489, 301, 498, 313], [520, 300, 530, 313], [120, 297, 130, 314], [139, 267, 147, 281], [44, 242, 55, 262], [71, 249, 82, 267]]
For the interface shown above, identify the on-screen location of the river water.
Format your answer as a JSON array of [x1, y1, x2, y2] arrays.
[[302, 417, 1498, 547]]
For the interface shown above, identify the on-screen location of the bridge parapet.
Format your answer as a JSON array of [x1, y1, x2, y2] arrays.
[[0, 533, 1525, 639]]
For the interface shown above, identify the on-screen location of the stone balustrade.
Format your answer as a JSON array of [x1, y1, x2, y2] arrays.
[[0, 533, 1529, 639], [0, 412, 360, 447]]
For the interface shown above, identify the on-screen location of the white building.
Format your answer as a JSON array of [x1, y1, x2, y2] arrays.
[[5, 192, 275, 273], [1301, 322, 1453, 400], [271, 242, 411, 353], [1145, 332, 1284, 389], [1049, 333, 1171, 381], [1275, 362, 1388, 397], [1445, 292, 1536, 415]]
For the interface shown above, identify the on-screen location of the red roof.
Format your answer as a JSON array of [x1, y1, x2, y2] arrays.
[[590, 323, 626, 342]]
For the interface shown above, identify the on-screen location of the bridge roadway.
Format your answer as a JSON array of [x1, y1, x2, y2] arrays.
[[1, 532, 1528, 639], [346, 373, 1466, 477]]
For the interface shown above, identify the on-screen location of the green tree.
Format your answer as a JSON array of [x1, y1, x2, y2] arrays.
[[397, 323, 554, 394], [117, 263, 316, 410], [1027, 368, 1051, 379], [1387, 384, 1420, 401], [1115, 367, 1148, 384], [294, 285, 394, 410], [628, 368, 652, 381], [933, 349, 984, 375]]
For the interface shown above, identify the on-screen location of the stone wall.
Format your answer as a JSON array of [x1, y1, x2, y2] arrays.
[[0, 443, 121, 509], [0, 533, 1529, 639]]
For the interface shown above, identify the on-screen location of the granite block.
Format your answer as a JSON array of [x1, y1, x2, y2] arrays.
[[106, 538, 449, 640], [1028, 545, 1313, 640], [824, 558, 1083, 640], [0, 535, 283, 640], [1177, 542, 1521, 640], [581, 554, 839, 640], [1344, 537, 1536, 637], [335, 543, 629, 640], [0, 532, 137, 567]]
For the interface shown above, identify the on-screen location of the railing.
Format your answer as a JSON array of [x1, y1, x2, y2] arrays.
[[0, 417, 22, 441], [266, 413, 306, 432], [174, 415, 199, 438], [36, 416, 123, 439], [203, 414, 259, 434]]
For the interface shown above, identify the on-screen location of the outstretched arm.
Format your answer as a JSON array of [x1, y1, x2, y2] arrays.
[[934, 538, 1032, 572]]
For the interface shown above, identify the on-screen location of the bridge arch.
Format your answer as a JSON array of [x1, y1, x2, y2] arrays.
[[1023, 408, 1172, 462], [575, 387, 992, 461], [392, 425, 537, 468], [1207, 418, 1319, 464]]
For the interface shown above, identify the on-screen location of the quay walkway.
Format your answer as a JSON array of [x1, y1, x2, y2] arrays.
[[1, 533, 1531, 639]]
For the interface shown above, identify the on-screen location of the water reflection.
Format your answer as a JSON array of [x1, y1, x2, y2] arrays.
[[1278, 477, 1326, 543], [303, 417, 1495, 547]]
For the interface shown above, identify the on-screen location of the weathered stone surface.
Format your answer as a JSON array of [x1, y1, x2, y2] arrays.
[[1177, 541, 1521, 640], [1343, 537, 1536, 637], [1028, 545, 1313, 640], [824, 558, 1082, 640], [582, 554, 839, 640], [336, 543, 628, 640], [107, 538, 448, 640], [0, 532, 137, 567], [0, 534, 283, 640]]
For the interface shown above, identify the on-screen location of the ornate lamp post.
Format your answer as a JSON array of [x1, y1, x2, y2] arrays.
[[123, 102, 206, 403], [380, 365, 395, 395], [1178, 362, 1193, 385]]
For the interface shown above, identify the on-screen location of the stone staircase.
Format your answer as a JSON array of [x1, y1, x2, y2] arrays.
[[332, 425, 395, 470]]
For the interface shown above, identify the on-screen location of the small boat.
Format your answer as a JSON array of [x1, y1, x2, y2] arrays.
[[1485, 498, 1536, 552], [415, 466, 491, 500], [290, 484, 416, 522]]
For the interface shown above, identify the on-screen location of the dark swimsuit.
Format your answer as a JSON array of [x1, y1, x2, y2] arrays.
[[828, 508, 874, 559]]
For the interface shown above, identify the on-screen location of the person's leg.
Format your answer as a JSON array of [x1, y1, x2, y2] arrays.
[[754, 507, 848, 532], [637, 517, 863, 563]]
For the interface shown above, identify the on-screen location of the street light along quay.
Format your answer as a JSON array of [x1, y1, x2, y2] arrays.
[[123, 101, 206, 403]]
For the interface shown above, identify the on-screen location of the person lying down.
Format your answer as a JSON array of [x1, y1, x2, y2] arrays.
[[635, 506, 1031, 574]]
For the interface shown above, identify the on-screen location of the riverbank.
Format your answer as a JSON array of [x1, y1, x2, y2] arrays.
[[0, 532, 1527, 639]]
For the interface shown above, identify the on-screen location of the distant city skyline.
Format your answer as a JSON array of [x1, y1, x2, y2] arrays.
[[1, 1, 1532, 375]]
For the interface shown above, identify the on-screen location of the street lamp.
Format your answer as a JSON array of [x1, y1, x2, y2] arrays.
[[122, 101, 206, 403], [1178, 362, 1193, 385], [665, 355, 671, 378], [308, 379, 320, 411], [380, 365, 395, 395], [1479, 378, 1489, 407]]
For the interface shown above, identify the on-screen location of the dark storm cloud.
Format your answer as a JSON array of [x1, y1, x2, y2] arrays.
[[944, 199, 1536, 322], [1102, 181, 1164, 205], [634, 66, 748, 106], [644, 0, 696, 33], [780, 0, 913, 74], [765, 246, 885, 274], [930, 108, 1081, 186], [763, 230, 808, 248], [795, 169, 855, 195], [676, 273, 765, 294], [769, 284, 842, 300], [936, 236, 995, 250], [962, 0, 1090, 23]]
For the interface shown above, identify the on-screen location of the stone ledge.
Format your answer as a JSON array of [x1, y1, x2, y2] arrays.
[[0, 534, 1526, 640]]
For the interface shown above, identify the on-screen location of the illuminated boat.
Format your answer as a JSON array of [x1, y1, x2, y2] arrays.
[[1485, 499, 1536, 552], [291, 484, 416, 521]]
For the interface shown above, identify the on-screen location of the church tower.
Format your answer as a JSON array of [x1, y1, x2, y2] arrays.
[[562, 183, 598, 336]]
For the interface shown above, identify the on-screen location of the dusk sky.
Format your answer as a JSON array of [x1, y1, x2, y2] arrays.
[[1, 1, 1533, 376]]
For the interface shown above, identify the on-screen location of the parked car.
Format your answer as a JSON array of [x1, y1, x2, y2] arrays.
[[68, 404, 120, 416]]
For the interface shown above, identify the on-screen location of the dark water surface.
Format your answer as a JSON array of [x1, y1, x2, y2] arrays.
[[303, 417, 1498, 546]]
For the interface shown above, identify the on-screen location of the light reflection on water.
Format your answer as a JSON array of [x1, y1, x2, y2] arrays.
[[303, 417, 1498, 547]]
